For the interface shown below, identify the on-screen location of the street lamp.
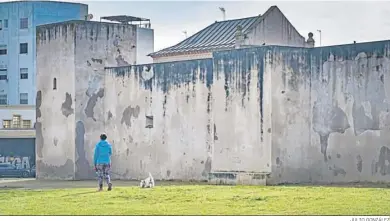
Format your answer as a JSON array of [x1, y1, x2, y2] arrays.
[[317, 29, 322, 46]]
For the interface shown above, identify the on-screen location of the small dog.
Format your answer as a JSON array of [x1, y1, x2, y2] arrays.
[[140, 172, 155, 188]]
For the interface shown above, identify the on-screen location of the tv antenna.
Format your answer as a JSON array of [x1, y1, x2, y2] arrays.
[[219, 7, 226, 21]]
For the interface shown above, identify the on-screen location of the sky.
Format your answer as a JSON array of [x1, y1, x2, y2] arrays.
[[83, 1, 390, 51], [2, 0, 390, 51]]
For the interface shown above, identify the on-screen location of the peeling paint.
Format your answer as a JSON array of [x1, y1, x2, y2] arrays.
[[61, 93, 74, 117], [107, 111, 113, 120], [332, 165, 347, 177], [116, 55, 129, 66], [357, 155, 363, 173], [35, 122, 44, 158], [120, 105, 140, 127], [91, 58, 103, 64], [312, 102, 350, 161], [85, 88, 105, 121], [53, 138, 58, 147], [36, 91, 42, 118], [37, 159, 75, 180], [375, 146, 390, 176], [201, 157, 212, 177], [37, 26, 390, 184], [75, 121, 94, 179]]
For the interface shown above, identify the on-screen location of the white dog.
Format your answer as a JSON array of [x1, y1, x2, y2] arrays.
[[140, 172, 155, 188]]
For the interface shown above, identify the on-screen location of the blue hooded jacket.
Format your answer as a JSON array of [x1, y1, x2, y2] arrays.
[[93, 140, 112, 165]]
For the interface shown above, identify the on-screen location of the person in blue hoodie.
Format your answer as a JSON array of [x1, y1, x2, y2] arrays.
[[94, 133, 113, 191]]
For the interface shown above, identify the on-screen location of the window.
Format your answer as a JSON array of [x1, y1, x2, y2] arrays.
[[20, 18, 28, 29], [53, 78, 57, 90], [145, 115, 154, 128], [0, 45, 6, 55], [20, 93, 28, 104], [22, 120, 31, 129], [20, 68, 28, 79], [0, 69, 6, 80], [20, 43, 28, 54], [0, 94, 7, 104], [4, 19, 8, 29], [2, 120, 11, 128], [12, 115, 21, 128]]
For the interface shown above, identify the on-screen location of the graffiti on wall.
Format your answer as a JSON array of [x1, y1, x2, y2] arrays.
[[0, 155, 32, 169]]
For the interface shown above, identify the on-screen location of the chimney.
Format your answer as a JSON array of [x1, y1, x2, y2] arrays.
[[235, 25, 244, 49], [306, 32, 315, 48]]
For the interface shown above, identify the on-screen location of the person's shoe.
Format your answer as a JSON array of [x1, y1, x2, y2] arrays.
[[107, 183, 112, 191], [98, 184, 103, 192]]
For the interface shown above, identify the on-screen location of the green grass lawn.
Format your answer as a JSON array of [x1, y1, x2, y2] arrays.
[[0, 185, 389, 215]]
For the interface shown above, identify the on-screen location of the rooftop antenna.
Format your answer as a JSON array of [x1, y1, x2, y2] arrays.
[[183, 31, 188, 38], [219, 7, 226, 21], [317, 29, 322, 46]]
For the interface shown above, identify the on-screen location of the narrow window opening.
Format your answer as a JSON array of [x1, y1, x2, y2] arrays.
[[145, 115, 154, 128], [53, 78, 57, 90]]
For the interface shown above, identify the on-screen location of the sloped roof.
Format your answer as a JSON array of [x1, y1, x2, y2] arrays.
[[149, 16, 261, 57]]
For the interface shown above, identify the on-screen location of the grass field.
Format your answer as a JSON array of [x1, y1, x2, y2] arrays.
[[0, 185, 389, 215]]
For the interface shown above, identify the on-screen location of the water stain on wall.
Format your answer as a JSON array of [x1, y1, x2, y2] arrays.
[[352, 101, 381, 136], [36, 90, 42, 118], [53, 137, 58, 147], [85, 88, 105, 121], [75, 121, 94, 179], [312, 102, 350, 161], [61, 93, 74, 117], [356, 155, 363, 173], [374, 146, 390, 176], [37, 159, 75, 180], [121, 105, 140, 127], [331, 165, 347, 177], [107, 111, 113, 120], [201, 157, 212, 177], [35, 122, 44, 158]]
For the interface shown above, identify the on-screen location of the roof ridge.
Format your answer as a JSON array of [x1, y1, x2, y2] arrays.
[[213, 15, 260, 23]]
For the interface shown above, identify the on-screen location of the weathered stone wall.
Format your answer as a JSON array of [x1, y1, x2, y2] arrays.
[[63, 52, 271, 181], [100, 55, 270, 181], [73, 22, 137, 180], [265, 41, 390, 184], [37, 22, 390, 183]]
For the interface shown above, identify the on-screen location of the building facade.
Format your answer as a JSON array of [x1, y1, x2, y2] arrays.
[[0, 1, 88, 108], [0, 1, 88, 171], [149, 6, 312, 63]]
